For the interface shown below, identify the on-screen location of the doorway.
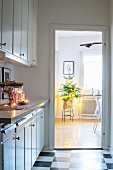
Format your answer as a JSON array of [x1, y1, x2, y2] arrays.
[[55, 30, 102, 149], [49, 24, 110, 150]]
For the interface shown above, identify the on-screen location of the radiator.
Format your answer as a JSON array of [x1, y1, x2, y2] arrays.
[[80, 98, 96, 117]]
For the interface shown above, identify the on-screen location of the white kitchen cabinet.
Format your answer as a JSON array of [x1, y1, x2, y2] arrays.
[[0, 0, 2, 49], [0, 0, 38, 66], [28, 0, 38, 66], [3, 135, 15, 170], [1, 124, 16, 170], [2, 0, 13, 53], [13, 0, 28, 61], [36, 114, 41, 156], [21, 0, 29, 61], [36, 108, 44, 156], [31, 115, 37, 166], [15, 128, 25, 170], [40, 111, 44, 149], [13, 0, 21, 57], [25, 121, 32, 170], [0, 107, 45, 170], [28, 0, 34, 63]]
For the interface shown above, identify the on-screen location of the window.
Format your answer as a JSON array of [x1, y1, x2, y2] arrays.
[[83, 52, 102, 92]]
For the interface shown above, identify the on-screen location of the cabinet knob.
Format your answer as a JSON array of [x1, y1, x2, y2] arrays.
[[0, 43, 6, 46], [20, 53, 24, 56], [31, 124, 35, 127], [41, 116, 43, 118], [13, 137, 20, 140], [32, 59, 35, 62]]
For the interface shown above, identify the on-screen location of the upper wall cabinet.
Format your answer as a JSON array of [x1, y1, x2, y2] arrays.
[[2, 0, 13, 53], [0, 0, 38, 66], [13, 0, 21, 57], [0, 0, 2, 49], [21, 0, 28, 61], [28, 0, 38, 66], [13, 0, 28, 61]]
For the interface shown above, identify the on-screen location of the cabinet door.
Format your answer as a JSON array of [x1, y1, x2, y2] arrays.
[[25, 122, 32, 170], [21, 0, 28, 60], [37, 110, 44, 157], [30, 0, 38, 66], [16, 128, 25, 170], [40, 112, 44, 149], [13, 0, 21, 57], [28, 0, 34, 63], [2, 0, 13, 53], [31, 118, 37, 166], [0, 0, 2, 48], [3, 135, 15, 170], [36, 115, 41, 156]]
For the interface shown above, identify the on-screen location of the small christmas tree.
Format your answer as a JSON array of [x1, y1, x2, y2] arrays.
[[59, 74, 81, 104]]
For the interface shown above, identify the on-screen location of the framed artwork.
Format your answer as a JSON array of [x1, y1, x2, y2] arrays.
[[0, 67, 2, 99], [2, 67, 11, 99], [63, 61, 74, 75], [2, 67, 11, 82]]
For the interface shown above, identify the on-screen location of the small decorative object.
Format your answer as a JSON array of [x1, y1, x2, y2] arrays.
[[63, 61, 74, 75], [0, 80, 24, 109]]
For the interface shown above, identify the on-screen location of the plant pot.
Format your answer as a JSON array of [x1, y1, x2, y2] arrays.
[[63, 100, 73, 109]]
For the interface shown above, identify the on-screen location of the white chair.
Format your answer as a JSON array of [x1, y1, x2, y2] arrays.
[[93, 98, 102, 133]]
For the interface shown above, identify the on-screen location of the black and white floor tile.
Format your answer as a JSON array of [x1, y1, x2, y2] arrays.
[[32, 150, 113, 170]]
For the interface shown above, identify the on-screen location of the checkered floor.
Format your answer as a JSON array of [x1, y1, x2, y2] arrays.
[[31, 150, 113, 170]]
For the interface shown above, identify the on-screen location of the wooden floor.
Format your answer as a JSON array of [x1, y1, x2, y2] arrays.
[[55, 118, 101, 149]]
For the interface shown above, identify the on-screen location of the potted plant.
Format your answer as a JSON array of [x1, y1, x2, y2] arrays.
[[59, 75, 81, 109]]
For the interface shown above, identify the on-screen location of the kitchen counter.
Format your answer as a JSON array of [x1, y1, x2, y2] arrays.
[[0, 99, 49, 124]]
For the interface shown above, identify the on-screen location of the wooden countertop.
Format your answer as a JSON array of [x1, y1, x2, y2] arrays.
[[0, 99, 49, 124]]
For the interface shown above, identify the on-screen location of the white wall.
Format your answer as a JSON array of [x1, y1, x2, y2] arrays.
[[17, 0, 110, 100]]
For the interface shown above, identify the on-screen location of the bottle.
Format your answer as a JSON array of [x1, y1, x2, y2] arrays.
[[19, 89, 25, 102], [17, 87, 25, 103]]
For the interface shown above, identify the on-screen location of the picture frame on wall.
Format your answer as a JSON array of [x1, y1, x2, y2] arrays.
[[0, 67, 2, 99], [2, 67, 11, 82], [63, 61, 74, 75], [2, 67, 11, 99]]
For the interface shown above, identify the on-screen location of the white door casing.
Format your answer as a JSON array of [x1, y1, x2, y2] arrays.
[[49, 24, 110, 150]]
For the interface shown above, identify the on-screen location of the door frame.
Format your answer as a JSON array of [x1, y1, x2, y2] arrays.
[[49, 24, 110, 150]]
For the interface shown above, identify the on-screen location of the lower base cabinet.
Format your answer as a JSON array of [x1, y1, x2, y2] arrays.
[[16, 128, 25, 170], [1, 107, 45, 170], [37, 110, 44, 156], [31, 116, 37, 166], [3, 135, 15, 170], [25, 121, 32, 170]]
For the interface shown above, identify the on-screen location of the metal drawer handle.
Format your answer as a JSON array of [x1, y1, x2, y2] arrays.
[[13, 137, 20, 140], [20, 53, 24, 56], [0, 43, 6, 46]]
